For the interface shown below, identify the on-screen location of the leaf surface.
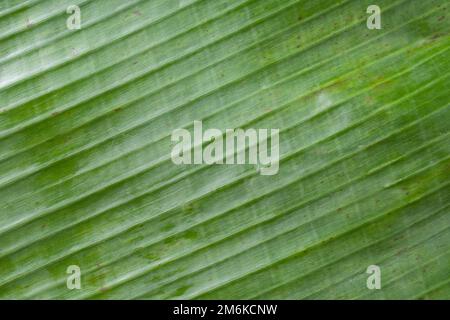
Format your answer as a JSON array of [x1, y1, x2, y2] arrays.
[[0, 0, 449, 299]]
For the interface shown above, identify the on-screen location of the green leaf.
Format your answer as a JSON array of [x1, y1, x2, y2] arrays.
[[0, 0, 449, 299]]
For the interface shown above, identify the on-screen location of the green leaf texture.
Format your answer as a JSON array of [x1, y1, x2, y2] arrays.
[[0, 0, 449, 299]]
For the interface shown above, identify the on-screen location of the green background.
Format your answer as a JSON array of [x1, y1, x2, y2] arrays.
[[0, 0, 449, 299]]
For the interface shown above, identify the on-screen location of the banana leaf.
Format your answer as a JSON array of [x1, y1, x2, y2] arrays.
[[0, 0, 449, 299]]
